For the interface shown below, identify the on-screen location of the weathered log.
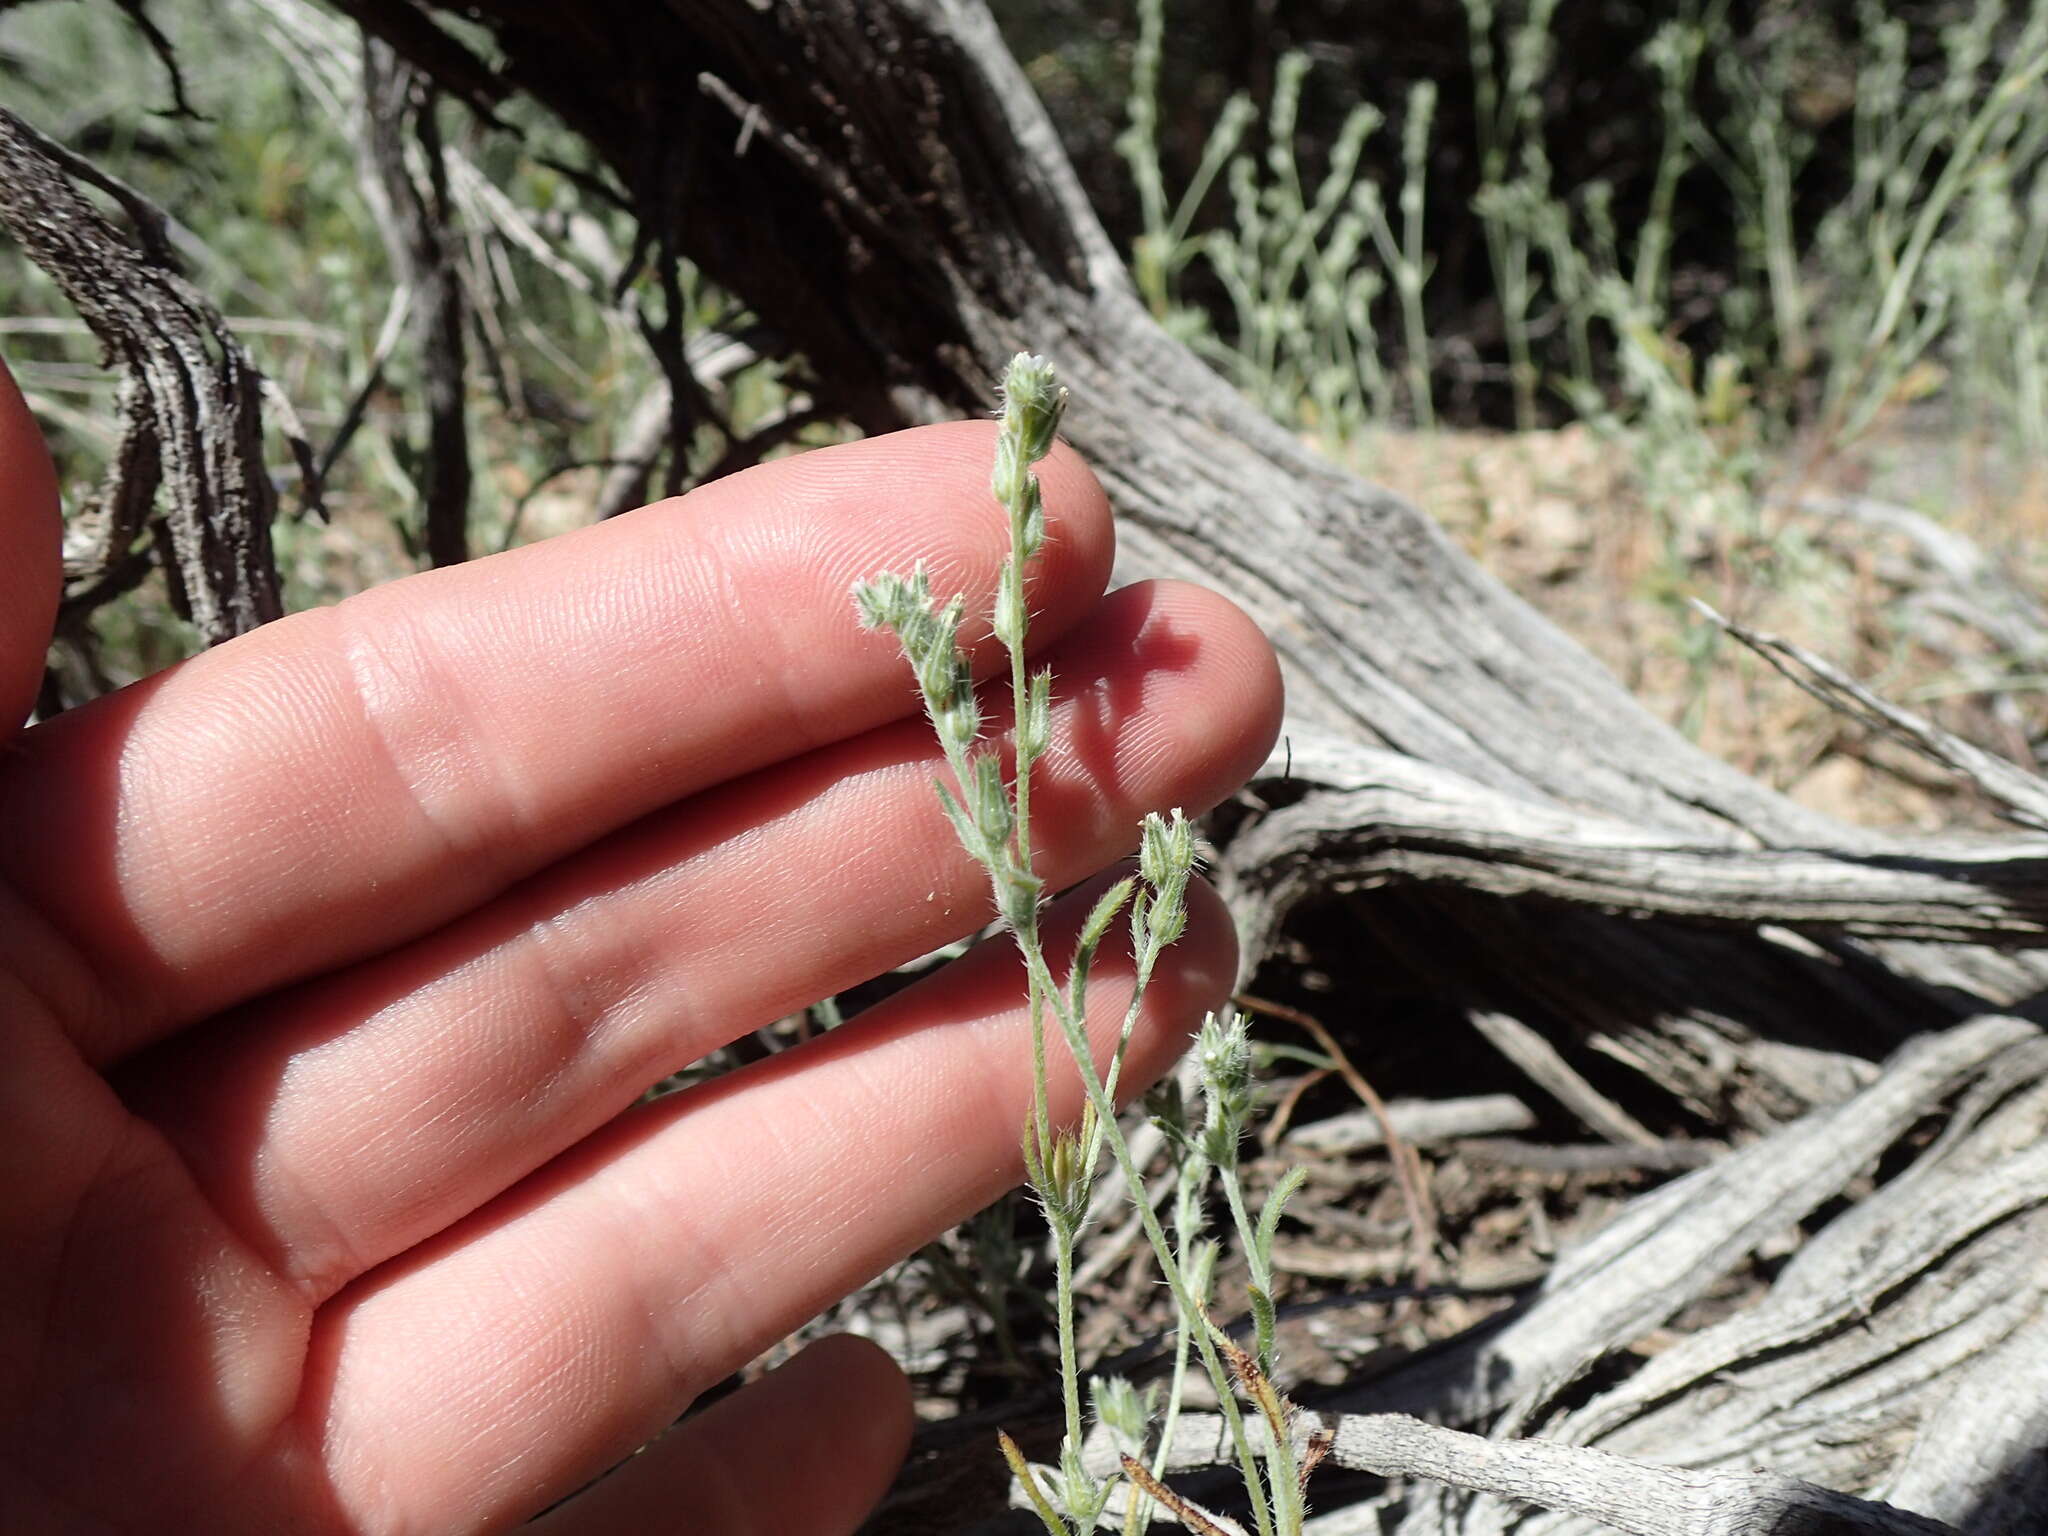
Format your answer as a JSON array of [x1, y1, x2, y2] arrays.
[[1222, 734, 2048, 954], [320, 0, 2048, 1134], [1353, 1052, 2048, 1534], [1319, 1414, 1961, 1536]]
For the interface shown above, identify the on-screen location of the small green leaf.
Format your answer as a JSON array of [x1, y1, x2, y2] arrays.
[[1079, 876, 1137, 952], [1247, 1284, 1277, 1376], [1020, 667, 1053, 762], [1255, 1165, 1309, 1260], [971, 750, 1013, 849], [935, 779, 992, 868]]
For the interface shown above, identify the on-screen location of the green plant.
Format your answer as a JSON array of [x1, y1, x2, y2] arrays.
[[1119, 1, 1445, 443], [1809, 0, 2048, 456], [1461, 0, 1563, 430], [1116, 0, 1254, 335], [855, 355, 1314, 1535]]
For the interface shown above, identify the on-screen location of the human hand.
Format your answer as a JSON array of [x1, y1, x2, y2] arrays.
[[0, 362, 1283, 1534]]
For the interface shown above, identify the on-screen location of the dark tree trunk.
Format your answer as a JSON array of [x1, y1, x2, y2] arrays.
[[360, 39, 471, 567]]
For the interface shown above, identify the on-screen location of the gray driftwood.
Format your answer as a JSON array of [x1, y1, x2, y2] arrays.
[[1281, 1093, 1537, 1154], [1317, 1413, 1962, 1536]]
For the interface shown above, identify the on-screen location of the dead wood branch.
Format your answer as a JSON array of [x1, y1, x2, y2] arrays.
[[1468, 1011, 1658, 1147], [1456, 1138, 1717, 1174], [1224, 738, 2048, 954], [1335, 1015, 2038, 1428], [360, 38, 471, 567], [1703, 603, 2048, 833], [1281, 1094, 1536, 1154], [1316, 1413, 1960, 1536], [0, 106, 286, 646], [1882, 1305, 2048, 1531]]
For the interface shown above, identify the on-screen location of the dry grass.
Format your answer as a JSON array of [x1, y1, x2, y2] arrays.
[[1352, 421, 2048, 832]]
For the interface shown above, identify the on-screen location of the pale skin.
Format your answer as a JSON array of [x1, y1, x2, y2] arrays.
[[0, 358, 1284, 1535]]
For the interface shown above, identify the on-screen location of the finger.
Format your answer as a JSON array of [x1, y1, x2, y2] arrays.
[[302, 871, 1236, 1535], [126, 580, 1281, 1301], [0, 353, 62, 731], [526, 1335, 911, 1536], [2, 422, 1114, 1063]]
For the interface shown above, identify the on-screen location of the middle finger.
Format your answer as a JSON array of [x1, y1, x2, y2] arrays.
[[120, 580, 1281, 1302]]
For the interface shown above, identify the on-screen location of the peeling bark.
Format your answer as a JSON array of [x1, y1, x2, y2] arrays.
[[0, 106, 285, 649]]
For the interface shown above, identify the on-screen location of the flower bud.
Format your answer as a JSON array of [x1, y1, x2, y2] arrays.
[[999, 352, 1067, 465], [1089, 1375, 1156, 1459], [970, 750, 1013, 849], [1018, 668, 1052, 763], [993, 565, 1027, 652], [1197, 1010, 1254, 1167], [1139, 808, 1193, 888]]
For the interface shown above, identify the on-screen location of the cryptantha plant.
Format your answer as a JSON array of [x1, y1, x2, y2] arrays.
[[855, 355, 1309, 1536]]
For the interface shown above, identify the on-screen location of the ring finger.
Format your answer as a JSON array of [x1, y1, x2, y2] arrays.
[[306, 868, 1238, 1535]]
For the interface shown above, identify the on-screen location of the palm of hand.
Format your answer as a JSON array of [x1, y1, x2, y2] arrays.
[[0, 369, 1281, 1535]]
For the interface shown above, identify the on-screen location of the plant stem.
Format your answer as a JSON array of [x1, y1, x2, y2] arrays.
[[1025, 945, 1279, 1536], [1051, 1213, 1084, 1480]]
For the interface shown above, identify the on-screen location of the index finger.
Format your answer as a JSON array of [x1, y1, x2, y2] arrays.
[[1, 423, 1113, 1064]]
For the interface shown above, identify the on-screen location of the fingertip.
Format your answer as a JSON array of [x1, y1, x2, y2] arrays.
[[787, 1332, 916, 1482], [1177, 873, 1244, 1021], [526, 1332, 914, 1536], [1032, 429, 1116, 593], [1025, 579, 1282, 875], [1130, 579, 1286, 801], [813, 420, 1116, 627]]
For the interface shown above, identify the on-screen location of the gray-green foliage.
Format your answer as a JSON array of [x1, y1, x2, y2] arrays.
[[1119, 0, 1438, 444], [1812, 0, 2048, 456], [1119, 0, 2048, 475], [1112, 0, 2046, 742]]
